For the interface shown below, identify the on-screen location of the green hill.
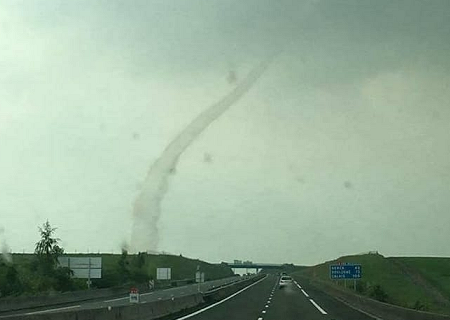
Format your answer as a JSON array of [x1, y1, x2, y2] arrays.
[[293, 253, 450, 315], [84, 252, 233, 287], [2, 252, 233, 295]]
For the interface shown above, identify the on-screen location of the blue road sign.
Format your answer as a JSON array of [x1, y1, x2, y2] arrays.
[[330, 263, 362, 279]]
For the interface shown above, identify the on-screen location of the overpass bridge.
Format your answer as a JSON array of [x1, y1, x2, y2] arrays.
[[221, 262, 290, 274], [226, 263, 283, 269]]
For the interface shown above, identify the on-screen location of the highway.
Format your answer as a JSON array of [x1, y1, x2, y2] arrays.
[[171, 275, 375, 320], [0, 276, 242, 317], [1, 274, 378, 319]]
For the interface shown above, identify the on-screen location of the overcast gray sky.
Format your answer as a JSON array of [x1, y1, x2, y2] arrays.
[[1, 0, 449, 265]]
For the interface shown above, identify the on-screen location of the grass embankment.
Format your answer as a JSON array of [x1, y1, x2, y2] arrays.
[[9, 253, 233, 290], [97, 253, 232, 281], [292, 253, 450, 315]]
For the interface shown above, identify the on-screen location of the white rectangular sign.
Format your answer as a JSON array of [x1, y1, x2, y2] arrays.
[[129, 288, 140, 304], [157, 268, 171, 280], [59, 257, 102, 269], [129, 293, 139, 304], [58, 257, 102, 279], [72, 269, 102, 279]]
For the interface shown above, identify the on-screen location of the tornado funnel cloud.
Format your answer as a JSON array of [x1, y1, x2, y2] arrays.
[[130, 56, 275, 253], [0, 227, 12, 263]]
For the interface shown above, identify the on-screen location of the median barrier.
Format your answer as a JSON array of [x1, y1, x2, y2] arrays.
[[294, 275, 450, 320], [1, 293, 205, 320], [0, 287, 131, 313], [0, 282, 160, 314]]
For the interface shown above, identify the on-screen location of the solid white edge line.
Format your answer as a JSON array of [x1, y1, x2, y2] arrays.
[[104, 297, 127, 303], [140, 292, 154, 296], [309, 299, 327, 315], [25, 305, 80, 315], [24, 277, 239, 316], [173, 275, 267, 320], [332, 296, 383, 320]]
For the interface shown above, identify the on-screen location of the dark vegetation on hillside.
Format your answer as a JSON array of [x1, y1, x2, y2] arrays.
[[0, 221, 233, 298]]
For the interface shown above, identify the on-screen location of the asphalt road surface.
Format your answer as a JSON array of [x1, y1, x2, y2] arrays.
[[0, 275, 243, 317], [171, 275, 375, 320], [2, 275, 378, 320]]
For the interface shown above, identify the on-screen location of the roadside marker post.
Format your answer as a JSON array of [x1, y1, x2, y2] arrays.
[[195, 265, 205, 292]]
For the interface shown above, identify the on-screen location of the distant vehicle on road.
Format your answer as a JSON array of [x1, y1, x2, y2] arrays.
[[278, 276, 293, 289]]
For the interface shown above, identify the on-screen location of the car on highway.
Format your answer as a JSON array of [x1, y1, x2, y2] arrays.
[[278, 276, 293, 289]]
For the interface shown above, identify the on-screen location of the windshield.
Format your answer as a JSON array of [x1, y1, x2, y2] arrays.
[[1, 1, 450, 318]]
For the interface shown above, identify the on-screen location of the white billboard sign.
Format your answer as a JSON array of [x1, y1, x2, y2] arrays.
[[157, 268, 171, 280], [58, 257, 102, 279], [72, 269, 102, 279]]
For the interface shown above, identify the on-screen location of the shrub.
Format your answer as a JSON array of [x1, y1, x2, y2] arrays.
[[368, 284, 389, 302], [412, 300, 429, 311]]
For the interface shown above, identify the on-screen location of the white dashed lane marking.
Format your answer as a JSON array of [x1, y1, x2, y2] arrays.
[[257, 277, 279, 319], [301, 289, 309, 297], [295, 281, 328, 315], [310, 299, 328, 315]]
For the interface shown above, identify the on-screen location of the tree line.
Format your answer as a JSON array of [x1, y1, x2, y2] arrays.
[[0, 221, 149, 298]]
